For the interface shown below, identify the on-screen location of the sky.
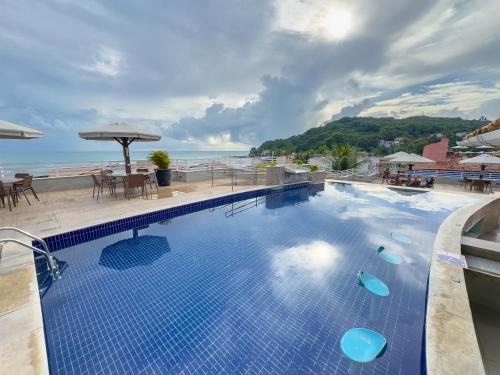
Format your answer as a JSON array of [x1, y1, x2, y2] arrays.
[[1, 0, 500, 152]]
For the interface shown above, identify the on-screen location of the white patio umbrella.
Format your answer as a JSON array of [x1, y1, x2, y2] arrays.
[[475, 145, 494, 150], [79, 122, 161, 174], [383, 151, 409, 160], [459, 153, 500, 176], [390, 153, 436, 174], [0, 119, 43, 139]]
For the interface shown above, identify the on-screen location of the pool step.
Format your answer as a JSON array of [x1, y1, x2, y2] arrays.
[[461, 236, 500, 262], [465, 255, 500, 278]]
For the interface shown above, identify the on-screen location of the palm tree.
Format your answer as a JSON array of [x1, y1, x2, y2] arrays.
[[331, 144, 360, 170]]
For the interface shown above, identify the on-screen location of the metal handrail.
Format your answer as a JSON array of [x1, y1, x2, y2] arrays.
[[0, 227, 60, 280]]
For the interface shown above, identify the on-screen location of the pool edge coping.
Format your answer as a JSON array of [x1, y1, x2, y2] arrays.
[[426, 195, 497, 375]]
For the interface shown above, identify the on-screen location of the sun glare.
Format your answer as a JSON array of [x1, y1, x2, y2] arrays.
[[325, 8, 352, 40]]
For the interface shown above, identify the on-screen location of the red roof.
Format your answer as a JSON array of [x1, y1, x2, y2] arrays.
[[423, 138, 448, 162]]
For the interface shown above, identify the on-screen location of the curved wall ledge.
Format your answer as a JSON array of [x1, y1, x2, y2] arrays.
[[426, 195, 499, 375]]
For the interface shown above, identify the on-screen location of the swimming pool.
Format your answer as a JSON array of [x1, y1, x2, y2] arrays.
[[36, 182, 476, 374]]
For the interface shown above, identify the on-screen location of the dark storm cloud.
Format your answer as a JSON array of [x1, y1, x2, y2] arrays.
[[0, 0, 499, 150]]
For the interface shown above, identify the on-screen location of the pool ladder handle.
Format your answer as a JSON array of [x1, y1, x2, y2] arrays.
[[0, 227, 61, 280]]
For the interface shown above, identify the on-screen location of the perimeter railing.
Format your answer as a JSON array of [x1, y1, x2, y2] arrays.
[[0, 156, 282, 179]]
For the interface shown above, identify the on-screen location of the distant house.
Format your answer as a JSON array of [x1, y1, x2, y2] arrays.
[[429, 133, 443, 139], [378, 139, 400, 148], [423, 138, 449, 162]]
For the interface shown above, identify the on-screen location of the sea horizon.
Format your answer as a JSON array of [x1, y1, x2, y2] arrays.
[[0, 150, 251, 177], [0, 150, 249, 165]]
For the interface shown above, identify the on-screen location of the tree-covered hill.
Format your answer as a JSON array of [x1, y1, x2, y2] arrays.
[[250, 116, 487, 156]]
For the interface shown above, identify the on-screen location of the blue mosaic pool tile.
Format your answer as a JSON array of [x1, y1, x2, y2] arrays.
[[36, 182, 463, 374], [33, 182, 311, 252]]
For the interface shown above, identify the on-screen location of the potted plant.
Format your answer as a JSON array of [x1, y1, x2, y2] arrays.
[[148, 150, 171, 186]]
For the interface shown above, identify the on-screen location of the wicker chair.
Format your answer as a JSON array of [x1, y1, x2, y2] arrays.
[[11, 175, 39, 205], [0, 181, 15, 211], [91, 174, 104, 201], [101, 170, 119, 197], [137, 168, 159, 192], [124, 174, 148, 199]]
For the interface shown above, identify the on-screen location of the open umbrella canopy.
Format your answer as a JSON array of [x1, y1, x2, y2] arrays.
[[390, 153, 435, 164], [79, 122, 161, 141], [0, 119, 43, 139], [459, 153, 500, 166], [382, 151, 409, 160], [79, 122, 161, 173]]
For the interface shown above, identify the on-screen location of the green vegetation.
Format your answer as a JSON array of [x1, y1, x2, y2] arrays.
[[250, 116, 487, 157], [330, 144, 360, 170], [309, 164, 320, 172], [148, 150, 171, 169], [255, 161, 276, 170]]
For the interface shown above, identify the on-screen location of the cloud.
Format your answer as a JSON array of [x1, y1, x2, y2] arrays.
[[360, 81, 500, 119], [79, 46, 122, 77], [0, 0, 500, 151]]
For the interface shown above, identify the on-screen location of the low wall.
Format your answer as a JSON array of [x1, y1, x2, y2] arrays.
[[265, 167, 326, 185], [426, 195, 499, 375], [33, 176, 94, 192]]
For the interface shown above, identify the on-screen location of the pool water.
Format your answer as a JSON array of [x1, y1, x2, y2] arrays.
[[37, 183, 476, 374]]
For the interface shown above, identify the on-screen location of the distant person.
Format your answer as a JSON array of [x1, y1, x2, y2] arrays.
[[381, 167, 390, 184]]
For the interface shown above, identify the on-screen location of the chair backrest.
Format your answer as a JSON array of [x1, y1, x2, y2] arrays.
[[22, 175, 33, 188], [91, 174, 100, 184], [126, 174, 145, 188], [0, 181, 6, 196], [15, 173, 30, 178], [136, 168, 149, 173]]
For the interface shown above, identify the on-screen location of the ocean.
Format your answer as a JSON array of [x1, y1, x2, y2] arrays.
[[0, 150, 250, 177]]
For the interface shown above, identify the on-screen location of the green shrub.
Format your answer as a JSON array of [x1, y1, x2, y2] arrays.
[[148, 150, 171, 169], [255, 161, 276, 170], [309, 164, 320, 172]]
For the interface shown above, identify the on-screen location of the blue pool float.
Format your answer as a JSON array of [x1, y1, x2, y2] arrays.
[[341, 328, 387, 363], [377, 246, 402, 265], [391, 233, 411, 245], [358, 271, 389, 297]]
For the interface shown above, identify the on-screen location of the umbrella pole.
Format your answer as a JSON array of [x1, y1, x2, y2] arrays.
[[116, 137, 132, 174]]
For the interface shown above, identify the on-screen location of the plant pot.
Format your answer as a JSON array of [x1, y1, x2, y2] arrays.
[[155, 169, 171, 186]]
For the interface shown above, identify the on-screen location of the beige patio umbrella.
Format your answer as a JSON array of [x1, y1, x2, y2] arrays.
[[382, 151, 409, 160], [79, 122, 161, 174], [0, 120, 43, 139], [459, 153, 500, 177], [390, 153, 435, 174]]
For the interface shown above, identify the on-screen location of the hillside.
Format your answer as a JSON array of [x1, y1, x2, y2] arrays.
[[250, 116, 488, 156]]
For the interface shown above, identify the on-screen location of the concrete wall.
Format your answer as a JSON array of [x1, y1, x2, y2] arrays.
[[33, 175, 94, 192], [463, 199, 500, 236], [265, 167, 326, 185]]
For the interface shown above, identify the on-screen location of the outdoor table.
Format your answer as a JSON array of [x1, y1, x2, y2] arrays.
[[469, 178, 495, 193], [0, 177, 23, 211], [105, 172, 153, 199]]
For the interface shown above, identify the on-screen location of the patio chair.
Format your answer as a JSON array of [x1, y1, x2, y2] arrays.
[[91, 174, 105, 201], [101, 170, 119, 197], [11, 175, 39, 206], [470, 179, 485, 192], [124, 174, 148, 199], [137, 168, 159, 192], [0, 181, 15, 211], [462, 177, 472, 190]]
